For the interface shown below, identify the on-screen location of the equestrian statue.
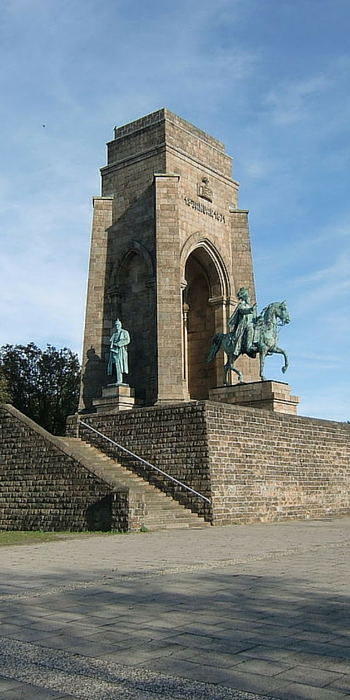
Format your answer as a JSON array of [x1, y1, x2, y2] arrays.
[[207, 287, 290, 385]]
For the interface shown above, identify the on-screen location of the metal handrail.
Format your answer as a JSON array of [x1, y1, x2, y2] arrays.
[[79, 420, 211, 504]]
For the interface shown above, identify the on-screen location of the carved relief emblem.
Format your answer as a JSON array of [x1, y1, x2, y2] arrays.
[[197, 176, 213, 202]]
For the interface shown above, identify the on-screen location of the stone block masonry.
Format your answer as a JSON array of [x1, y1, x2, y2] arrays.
[[209, 380, 300, 414], [2, 399, 349, 531], [68, 400, 350, 525], [0, 404, 129, 531], [72, 402, 213, 523], [81, 109, 260, 411], [206, 402, 350, 524]]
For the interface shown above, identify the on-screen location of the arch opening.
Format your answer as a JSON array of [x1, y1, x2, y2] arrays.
[[183, 245, 228, 400], [108, 249, 156, 405]]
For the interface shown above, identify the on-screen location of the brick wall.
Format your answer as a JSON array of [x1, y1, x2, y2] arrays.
[[79, 196, 113, 411], [69, 401, 350, 526], [0, 405, 129, 531]]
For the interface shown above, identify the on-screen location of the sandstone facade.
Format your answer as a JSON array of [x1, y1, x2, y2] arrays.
[[81, 109, 259, 410]]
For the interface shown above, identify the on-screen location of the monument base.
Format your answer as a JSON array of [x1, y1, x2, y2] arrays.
[[209, 381, 299, 415], [92, 384, 135, 414]]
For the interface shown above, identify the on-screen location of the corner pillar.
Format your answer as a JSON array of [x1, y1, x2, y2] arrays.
[[229, 208, 260, 383], [154, 174, 186, 403], [79, 197, 113, 411]]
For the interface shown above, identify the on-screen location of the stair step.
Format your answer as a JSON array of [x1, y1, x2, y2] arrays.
[[59, 435, 209, 531]]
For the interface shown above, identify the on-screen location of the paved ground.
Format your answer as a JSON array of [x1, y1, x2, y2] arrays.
[[1, 518, 350, 700]]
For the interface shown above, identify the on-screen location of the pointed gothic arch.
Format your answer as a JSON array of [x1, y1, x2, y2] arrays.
[[181, 237, 231, 399], [106, 241, 156, 405], [180, 234, 231, 300]]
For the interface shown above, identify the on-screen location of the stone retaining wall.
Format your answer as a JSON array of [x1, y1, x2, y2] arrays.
[[0, 405, 129, 531], [71, 402, 212, 521], [2, 400, 350, 530], [205, 402, 350, 524], [68, 401, 350, 525]]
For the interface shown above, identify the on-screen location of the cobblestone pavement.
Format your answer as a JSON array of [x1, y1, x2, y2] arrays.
[[1, 518, 350, 699]]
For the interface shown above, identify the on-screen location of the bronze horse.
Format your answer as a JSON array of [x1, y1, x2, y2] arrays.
[[207, 300, 290, 384]]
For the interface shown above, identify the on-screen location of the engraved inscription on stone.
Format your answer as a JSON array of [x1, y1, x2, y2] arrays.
[[184, 196, 226, 223]]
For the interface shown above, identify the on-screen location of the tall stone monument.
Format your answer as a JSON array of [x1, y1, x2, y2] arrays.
[[80, 109, 259, 410]]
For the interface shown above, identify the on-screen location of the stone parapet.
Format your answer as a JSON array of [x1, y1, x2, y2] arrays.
[[209, 381, 300, 415]]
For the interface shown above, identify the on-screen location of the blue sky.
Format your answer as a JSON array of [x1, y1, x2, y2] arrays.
[[0, 0, 349, 420]]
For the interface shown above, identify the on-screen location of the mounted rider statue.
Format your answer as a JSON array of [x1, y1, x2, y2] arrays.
[[207, 288, 290, 385]]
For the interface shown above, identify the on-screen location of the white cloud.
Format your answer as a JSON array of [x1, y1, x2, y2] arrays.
[[265, 75, 331, 125], [264, 57, 350, 127], [287, 250, 350, 333]]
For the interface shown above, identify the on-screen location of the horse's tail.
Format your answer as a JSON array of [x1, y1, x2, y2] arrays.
[[207, 333, 224, 363]]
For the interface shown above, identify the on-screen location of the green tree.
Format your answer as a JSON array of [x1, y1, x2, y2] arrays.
[[0, 368, 11, 403], [0, 343, 81, 435]]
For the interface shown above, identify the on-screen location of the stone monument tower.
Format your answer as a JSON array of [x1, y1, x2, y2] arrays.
[[80, 109, 259, 410]]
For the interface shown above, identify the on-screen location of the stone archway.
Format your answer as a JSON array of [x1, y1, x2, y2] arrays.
[[183, 242, 230, 400], [108, 246, 156, 405]]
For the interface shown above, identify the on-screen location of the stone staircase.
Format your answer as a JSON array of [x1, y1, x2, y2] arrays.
[[60, 437, 210, 532]]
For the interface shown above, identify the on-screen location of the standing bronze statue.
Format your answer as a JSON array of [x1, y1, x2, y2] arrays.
[[107, 319, 130, 385], [207, 290, 290, 384]]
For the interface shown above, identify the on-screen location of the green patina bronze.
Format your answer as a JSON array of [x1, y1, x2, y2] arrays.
[[107, 319, 130, 385], [227, 287, 257, 359], [207, 288, 290, 384]]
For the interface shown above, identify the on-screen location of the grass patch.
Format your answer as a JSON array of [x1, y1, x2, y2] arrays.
[[0, 530, 123, 547]]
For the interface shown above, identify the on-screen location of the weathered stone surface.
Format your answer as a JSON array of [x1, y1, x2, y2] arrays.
[[71, 403, 212, 523], [80, 109, 259, 410], [68, 400, 350, 526], [0, 404, 208, 532], [92, 383, 136, 413], [0, 404, 127, 531], [2, 400, 350, 530], [209, 380, 300, 414]]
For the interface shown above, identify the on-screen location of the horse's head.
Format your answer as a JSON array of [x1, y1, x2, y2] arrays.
[[260, 300, 290, 327], [277, 301, 290, 325]]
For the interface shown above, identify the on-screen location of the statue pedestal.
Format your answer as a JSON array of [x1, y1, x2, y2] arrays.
[[209, 381, 299, 415], [92, 384, 135, 414]]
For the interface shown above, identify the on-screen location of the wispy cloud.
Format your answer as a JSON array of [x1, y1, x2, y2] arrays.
[[265, 75, 332, 125], [263, 56, 350, 129], [0, 251, 87, 353]]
